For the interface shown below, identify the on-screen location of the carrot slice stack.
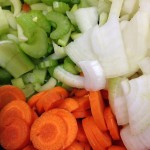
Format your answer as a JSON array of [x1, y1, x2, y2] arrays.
[[82, 116, 112, 150], [0, 100, 33, 126], [30, 112, 67, 150], [89, 91, 107, 131], [0, 85, 26, 109], [108, 145, 127, 150], [0, 117, 30, 150], [104, 107, 120, 140], [65, 141, 84, 150], [48, 108, 78, 149]]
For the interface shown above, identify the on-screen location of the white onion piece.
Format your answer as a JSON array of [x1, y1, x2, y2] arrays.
[[91, 15, 129, 78], [138, 57, 150, 74], [74, 7, 98, 33], [120, 125, 150, 150], [78, 60, 106, 91], [122, 10, 149, 77], [108, 77, 129, 125], [65, 28, 96, 65], [53, 66, 84, 88], [122, 75, 150, 135], [10, 0, 22, 16]]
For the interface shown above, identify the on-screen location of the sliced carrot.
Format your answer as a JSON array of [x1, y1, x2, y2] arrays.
[[0, 117, 30, 150], [74, 89, 89, 97], [76, 121, 88, 143], [0, 85, 26, 110], [23, 144, 37, 150], [79, 142, 91, 150], [30, 112, 67, 150], [82, 116, 112, 150], [104, 107, 120, 140], [28, 90, 47, 108], [89, 91, 107, 131], [22, 3, 30, 12], [41, 86, 68, 111], [72, 110, 91, 119], [74, 95, 90, 111], [101, 89, 108, 100], [31, 109, 38, 122], [35, 97, 45, 115], [0, 100, 33, 126], [48, 108, 78, 149], [65, 141, 84, 150], [69, 88, 78, 97], [58, 98, 79, 112], [108, 146, 126, 150]]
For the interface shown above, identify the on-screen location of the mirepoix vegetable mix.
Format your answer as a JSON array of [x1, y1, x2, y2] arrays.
[[1, 0, 150, 149]]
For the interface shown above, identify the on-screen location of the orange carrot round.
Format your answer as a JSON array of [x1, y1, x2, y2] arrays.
[[0, 117, 30, 150], [30, 112, 67, 150], [23, 144, 37, 150], [76, 121, 88, 143], [89, 91, 107, 131], [28, 90, 47, 108], [0, 85, 26, 110], [65, 141, 84, 150], [108, 145, 127, 150], [82, 116, 112, 150], [0, 100, 33, 126], [72, 110, 91, 119], [74, 89, 89, 97], [104, 107, 120, 140], [41, 86, 68, 111], [58, 98, 79, 112], [48, 108, 78, 149]]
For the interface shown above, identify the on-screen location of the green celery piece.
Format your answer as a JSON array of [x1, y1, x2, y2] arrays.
[[20, 27, 48, 59], [46, 11, 71, 39], [0, 41, 34, 78], [29, 10, 51, 33], [0, 68, 12, 85], [53, 1, 70, 14], [24, 0, 41, 5], [48, 66, 56, 77], [0, 0, 11, 6], [60, 0, 80, 5], [63, 63, 78, 74], [11, 78, 25, 89], [41, 0, 57, 6], [97, 0, 111, 14], [16, 10, 51, 39], [0, 7, 9, 35], [22, 84, 35, 98]]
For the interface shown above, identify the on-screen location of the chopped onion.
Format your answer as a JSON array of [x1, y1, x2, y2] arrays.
[[74, 7, 98, 33], [91, 15, 129, 78], [122, 10, 149, 77], [138, 57, 150, 74], [65, 28, 97, 65], [53, 66, 84, 88], [121, 125, 150, 150], [78, 60, 106, 91], [122, 75, 150, 135], [108, 77, 129, 125]]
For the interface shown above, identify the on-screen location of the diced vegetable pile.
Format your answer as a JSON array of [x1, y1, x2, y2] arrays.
[[1, 0, 150, 149]]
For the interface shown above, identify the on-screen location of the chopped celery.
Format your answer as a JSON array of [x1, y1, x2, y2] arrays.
[[99, 12, 108, 26], [20, 28, 48, 58], [41, 0, 56, 6], [24, 0, 41, 5], [0, 68, 12, 85], [97, 0, 111, 14], [17, 10, 51, 39], [46, 11, 71, 39], [11, 78, 25, 89], [53, 1, 70, 14], [48, 66, 56, 77], [30, 3, 52, 11], [38, 58, 58, 69], [63, 63, 78, 74], [0, 7, 9, 35], [22, 84, 35, 98], [0, 41, 34, 78]]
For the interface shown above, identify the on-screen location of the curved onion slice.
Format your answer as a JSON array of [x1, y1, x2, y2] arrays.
[[65, 28, 97, 65], [53, 66, 84, 88], [74, 7, 98, 33], [108, 77, 129, 125], [91, 15, 129, 78], [122, 75, 150, 135], [122, 10, 149, 76], [121, 125, 150, 150], [138, 57, 150, 74], [78, 60, 106, 91]]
